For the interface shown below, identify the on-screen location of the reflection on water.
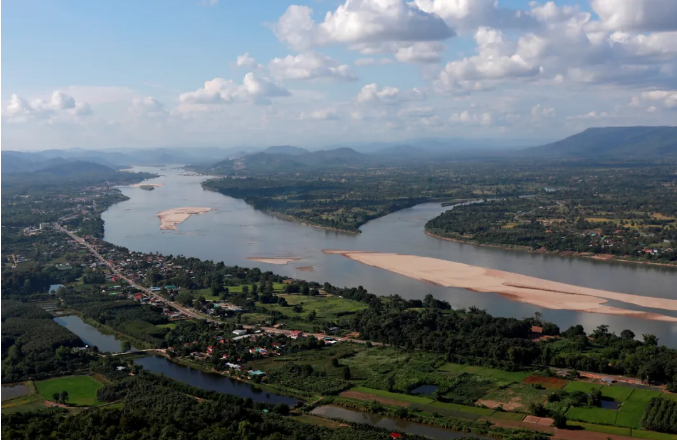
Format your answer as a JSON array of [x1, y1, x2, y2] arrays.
[[1, 384, 29, 401], [54, 315, 133, 353], [135, 356, 298, 406], [311, 405, 488, 440], [103, 167, 677, 346]]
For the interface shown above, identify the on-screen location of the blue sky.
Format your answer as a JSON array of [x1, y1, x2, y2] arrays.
[[2, 0, 676, 150]]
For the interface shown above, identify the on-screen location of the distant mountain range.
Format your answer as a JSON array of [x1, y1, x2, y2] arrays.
[[3, 126, 675, 176], [525, 126, 677, 158]]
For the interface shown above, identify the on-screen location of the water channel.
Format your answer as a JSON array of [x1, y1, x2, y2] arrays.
[[102, 166, 677, 346], [134, 356, 298, 406], [311, 405, 489, 440], [54, 315, 134, 353]]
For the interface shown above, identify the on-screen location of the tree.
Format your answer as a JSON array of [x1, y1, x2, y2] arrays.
[[643, 334, 659, 346], [342, 366, 351, 380], [551, 411, 567, 428], [52, 393, 60, 402], [331, 358, 339, 368], [621, 329, 636, 340], [175, 291, 193, 306], [307, 310, 317, 322], [121, 341, 132, 352], [60, 391, 69, 405]]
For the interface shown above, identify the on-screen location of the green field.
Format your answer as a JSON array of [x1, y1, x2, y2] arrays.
[[457, 365, 487, 374], [350, 386, 433, 405], [601, 385, 635, 402], [630, 429, 677, 440], [438, 363, 466, 373], [36, 376, 104, 406], [475, 368, 531, 383], [567, 421, 631, 436], [428, 401, 495, 416], [616, 389, 662, 429], [566, 406, 618, 425], [156, 323, 177, 329], [478, 384, 549, 413], [563, 382, 603, 394]]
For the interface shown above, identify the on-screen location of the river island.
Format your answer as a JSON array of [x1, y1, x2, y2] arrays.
[[323, 250, 677, 322], [157, 207, 213, 230]]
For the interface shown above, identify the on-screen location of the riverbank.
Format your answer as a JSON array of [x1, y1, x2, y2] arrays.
[[323, 250, 677, 322], [425, 232, 677, 268]]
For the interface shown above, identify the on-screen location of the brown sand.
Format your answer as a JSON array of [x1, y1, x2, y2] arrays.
[[322, 250, 677, 322], [157, 207, 212, 230], [247, 257, 301, 265], [130, 182, 164, 188], [296, 266, 315, 272]]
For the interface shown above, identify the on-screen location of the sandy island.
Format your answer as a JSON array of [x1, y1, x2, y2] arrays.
[[157, 207, 212, 231], [323, 250, 677, 322], [130, 182, 164, 188], [247, 257, 301, 265]]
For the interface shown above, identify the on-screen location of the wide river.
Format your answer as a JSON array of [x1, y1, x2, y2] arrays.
[[103, 167, 677, 346]]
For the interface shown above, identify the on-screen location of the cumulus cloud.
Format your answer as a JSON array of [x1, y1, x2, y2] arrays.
[[179, 73, 290, 106], [236, 52, 263, 70], [414, 0, 535, 32], [356, 83, 427, 105], [567, 110, 609, 120], [3, 91, 92, 122], [272, 0, 454, 54], [590, 0, 677, 31], [394, 42, 446, 64], [633, 90, 677, 109], [129, 96, 167, 117], [531, 103, 556, 118], [299, 108, 339, 120], [268, 52, 357, 81]]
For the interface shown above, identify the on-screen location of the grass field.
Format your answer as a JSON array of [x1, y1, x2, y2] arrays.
[[36, 376, 104, 406], [350, 387, 433, 405], [563, 382, 603, 394], [438, 363, 466, 373], [428, 401, 495, 416], [476, 368, 531, 383], [567, 421, 631, 436], [601, 385, 635, 402], [566, 406, 618, 425], [615, 388, 662, 429], [458, 365, 487, 374], [261, 294, 368, 322], [156, 323, 177, 329], [630, 429, 677, 440]]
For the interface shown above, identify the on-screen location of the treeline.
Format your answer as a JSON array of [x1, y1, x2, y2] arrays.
[[345, 308, 677, 389], [1, 301, 94, 382], [642, 398, 677, 433]]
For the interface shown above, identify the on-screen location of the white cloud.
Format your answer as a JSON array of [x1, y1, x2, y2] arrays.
[[590, 0, 677, 31], [3, 91, 92, 122], [357, 83, 400, 104], [531, 103, 556, 118], [236, 52, 263, 70], [179, 73, 290, 107], [449, 110, 494, 125], [268, 52, 357, 81], [354, 57, 393, 66], [414, 0, 534, 32], [567, 110, 609, 120], [272, 0, 454, 53], [129, 96, 167, 117], [299, 108, 339, 120], [394, 42, 446, 64], [637, 90, 677, 109]]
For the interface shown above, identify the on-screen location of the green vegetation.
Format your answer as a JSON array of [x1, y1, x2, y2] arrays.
[[478, 384, 549, 413], [567, 421, 632, 436], [563, 382, 603, 394], [641, 397, 677, 433], [601, 385, 636, 402], [349, 386, 433, 405], [617, 389, 663, 429], [35, 376, 104, 406], [566, 406, 618, 425]]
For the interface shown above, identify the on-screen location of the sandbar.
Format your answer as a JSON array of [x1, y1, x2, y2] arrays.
[[323, 250, 677, 322], [157, 207, 212, 230], [130, 182, 164, 188], [247, 257, 301, 265]]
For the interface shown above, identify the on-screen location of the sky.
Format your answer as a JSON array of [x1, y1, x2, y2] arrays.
[[2, 0, 676, 151]]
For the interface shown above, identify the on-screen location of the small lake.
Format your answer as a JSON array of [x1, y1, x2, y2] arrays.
[[54, 315, 134, 353], [600, 400, 621, 410], [411, 384, 439, 395], [311, 405, 488, 440], [1, 384, 29, 401], [134, 356, 298, 406]]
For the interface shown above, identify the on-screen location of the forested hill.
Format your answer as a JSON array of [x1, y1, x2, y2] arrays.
[[525, 126, 677, 158]]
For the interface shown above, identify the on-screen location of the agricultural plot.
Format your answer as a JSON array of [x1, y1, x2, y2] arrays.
[[631, 429, 677, 440], [600, 385, 635, 402], [457, 365, 487, 374], [563, 382, 603, 394], [566, 406, 618, 425], [343, 386, 433, 406], [477, 384, 549, 412], [476, 368, 531, 383], [35, 375, 104, 406], [441, 374, 496, 404], [615, 388, 662, 429], [566, 421, 631, 436], [427, 401, 495, 416], [522, 375, 568, 390], [489, 411, 526, 421]]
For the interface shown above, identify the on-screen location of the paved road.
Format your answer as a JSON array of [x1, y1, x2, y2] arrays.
[[56, 226, 377, 345]]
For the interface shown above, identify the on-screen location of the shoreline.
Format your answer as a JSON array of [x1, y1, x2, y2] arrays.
[[425, 231, 677, 269], [247, 257, 301, 265], [323, 250, 677, 322]]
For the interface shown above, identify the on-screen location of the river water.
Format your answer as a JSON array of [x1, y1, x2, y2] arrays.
[[311, 405, 488, 440], [103, 167, 677, 346], [134, 356, 298, 406], [54, 315, 133, 353]]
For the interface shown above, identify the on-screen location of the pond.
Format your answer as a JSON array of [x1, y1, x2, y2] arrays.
[[600, 400, 621, 410], [1, 384, 29, 401], [311, 405, 489, 440], [411, 384, 439, 395], [54, 315, 135, 353], [134, 356, 298, 406]]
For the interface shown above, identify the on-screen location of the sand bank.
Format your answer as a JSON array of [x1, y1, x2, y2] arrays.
[[247, 257, 301, 265], [157, 207, 212, 230], [130, 182, 164, 188], [322, 250, 677, 322], [296, 266, 315, 272]]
